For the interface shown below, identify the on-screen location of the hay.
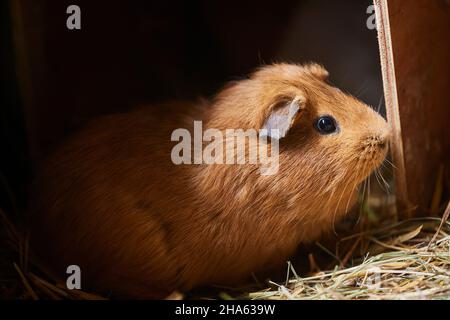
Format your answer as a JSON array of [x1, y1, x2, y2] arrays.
[[1, 193, 449, 300], [247, 206, 450, 300], [238, 164, 450, 301], [0, 208, 106, 300]]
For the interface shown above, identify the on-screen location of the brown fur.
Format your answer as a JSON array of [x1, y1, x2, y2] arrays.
[[29, 63, 390, 298]]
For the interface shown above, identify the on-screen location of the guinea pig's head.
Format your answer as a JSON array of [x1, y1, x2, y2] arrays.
[[206, 63, 390, 207]]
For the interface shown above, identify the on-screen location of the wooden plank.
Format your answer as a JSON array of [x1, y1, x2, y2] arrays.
[[374, 0, 450, 217], [10, 0, 48, 167]]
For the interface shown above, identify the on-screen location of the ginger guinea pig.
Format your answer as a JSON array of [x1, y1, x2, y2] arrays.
[[29, 63, 390, 298]]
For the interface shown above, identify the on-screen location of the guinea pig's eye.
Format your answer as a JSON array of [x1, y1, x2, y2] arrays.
[[315, 116, 338, 135]]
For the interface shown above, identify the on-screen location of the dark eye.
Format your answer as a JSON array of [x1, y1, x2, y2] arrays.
[[315, 116, 338, 135]]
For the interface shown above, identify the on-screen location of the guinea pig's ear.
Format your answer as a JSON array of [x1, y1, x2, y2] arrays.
[[304, 63, 329, 81], [261, 96, 305, 140]]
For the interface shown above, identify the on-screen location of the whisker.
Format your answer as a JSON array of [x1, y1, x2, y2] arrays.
[[344, 167, 362, 216], [373, 169, 384, 190], [356, 177, 368, 226], [377, 95, 384, 113], [331, 166, 352, 235], [384, 158, 398, 170], [331, 191, 346, 235], [355, 80, 369, 99], [377, 168, 391, 192], [361, 173, 372, 228], [374, 168, 390, 194]]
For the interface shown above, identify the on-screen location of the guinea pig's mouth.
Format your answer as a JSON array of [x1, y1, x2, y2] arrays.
[[356, 133, 390, 179]]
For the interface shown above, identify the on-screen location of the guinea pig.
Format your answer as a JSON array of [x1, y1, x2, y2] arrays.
[[29, 63, 390, 299]]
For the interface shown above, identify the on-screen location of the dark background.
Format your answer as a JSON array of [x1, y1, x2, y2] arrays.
[[1, 0, 382, 213]]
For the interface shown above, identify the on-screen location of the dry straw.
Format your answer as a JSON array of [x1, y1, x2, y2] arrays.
[[1, 200, 449, 300], [247, 203, 450, 300]]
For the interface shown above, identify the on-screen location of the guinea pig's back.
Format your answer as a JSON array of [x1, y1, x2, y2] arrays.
[[28, 100, 203, 297]]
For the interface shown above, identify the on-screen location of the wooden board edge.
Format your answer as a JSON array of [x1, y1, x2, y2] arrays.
[[373, 0, 415, 217]]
